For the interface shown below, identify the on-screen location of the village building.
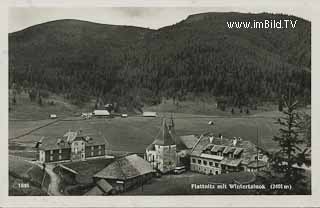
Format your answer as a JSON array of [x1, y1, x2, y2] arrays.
[[36, 130, 107, 163], [145, 120, 177, 173], [93, 154, 155, 193], [190, 135, 268, 175], [142, 111, 157, 117], [93, 109, 110, 117], [145, 118, 199, 173]]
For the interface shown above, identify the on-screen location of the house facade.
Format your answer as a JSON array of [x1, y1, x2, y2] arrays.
[[37, 130, 106, 163], [190, 135, 268, 175]]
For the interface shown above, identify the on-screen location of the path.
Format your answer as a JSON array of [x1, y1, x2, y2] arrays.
[[9, 155, 62, 196], [43, 164, 62, 196]]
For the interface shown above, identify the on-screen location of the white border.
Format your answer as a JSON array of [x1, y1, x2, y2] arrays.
[[1, 0, 320, 207]]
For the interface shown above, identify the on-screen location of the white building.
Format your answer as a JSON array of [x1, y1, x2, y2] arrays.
[[146, 120, 177, 173], [143, 112, 157, 117], [93, 110, 110, 116]]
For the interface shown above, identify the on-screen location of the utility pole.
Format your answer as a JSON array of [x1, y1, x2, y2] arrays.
[[256, 127, 259, 172]]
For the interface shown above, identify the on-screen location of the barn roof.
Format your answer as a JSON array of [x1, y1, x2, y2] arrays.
[[94, 154, 154, 180]]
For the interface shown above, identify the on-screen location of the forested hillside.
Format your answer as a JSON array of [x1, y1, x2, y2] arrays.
[[9, 12, 311, 110]]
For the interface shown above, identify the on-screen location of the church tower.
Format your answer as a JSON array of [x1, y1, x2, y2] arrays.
[[145, 119, 177, 173]]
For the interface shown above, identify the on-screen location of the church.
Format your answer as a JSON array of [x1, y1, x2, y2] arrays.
[[145, 119, 177, 173], [145, 117, 199, 173]]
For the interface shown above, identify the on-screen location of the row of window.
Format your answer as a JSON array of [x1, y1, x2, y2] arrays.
[[211, 151, 240, 159], [49, 145, 103, 154], [48, 150, 104, 161], [191, 165, 220, 175], [192, 158, 220, 168]]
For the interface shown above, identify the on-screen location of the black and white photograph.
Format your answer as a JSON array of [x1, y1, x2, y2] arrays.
[[7, 5, 312, 199]]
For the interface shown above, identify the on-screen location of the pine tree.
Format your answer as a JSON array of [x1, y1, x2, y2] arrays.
[[271, 89, 309, 194]]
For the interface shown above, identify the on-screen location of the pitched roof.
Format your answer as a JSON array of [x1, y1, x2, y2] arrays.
[[153, 120, 176, 146], [190, 134, 266, 167], [38, 131, 107, 150], [179, 135, 199, 149], [96, 179, 113, 193], [94, 154, 154, 180]]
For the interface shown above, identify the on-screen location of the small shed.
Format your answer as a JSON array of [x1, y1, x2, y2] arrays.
[[93, 110, 110, 116], [143, 112, 157, 117], [49, 114, 57, 119]]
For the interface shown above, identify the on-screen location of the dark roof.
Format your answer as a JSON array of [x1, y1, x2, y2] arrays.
[[153, 121, 176, 146], [94, 154, 154, 180], [190, 136, 211, 157], [38, 136, 71, 150], [96, 179, 113, 193], [179, 135, 199, 149]]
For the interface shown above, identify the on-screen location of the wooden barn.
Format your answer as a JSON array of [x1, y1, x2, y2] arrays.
[[93, 154, 155, 192]]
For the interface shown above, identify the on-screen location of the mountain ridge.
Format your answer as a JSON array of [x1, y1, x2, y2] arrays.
[[9, 12, 311, 108]]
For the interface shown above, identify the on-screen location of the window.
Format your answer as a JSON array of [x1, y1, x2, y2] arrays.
[[215, 163, 219, 167], [198, 160, 202, 164], [203, 160, 207, 165], [192, 159, 196, 163], [209, 162, 213, 166]]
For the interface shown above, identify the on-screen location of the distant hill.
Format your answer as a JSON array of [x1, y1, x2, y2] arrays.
[[9, 13, 311, 109]]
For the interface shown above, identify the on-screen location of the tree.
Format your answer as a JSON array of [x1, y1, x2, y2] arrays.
[[298, 112, 311, 146], [270, 89, 309, 194], [278, 97, 283, 112]]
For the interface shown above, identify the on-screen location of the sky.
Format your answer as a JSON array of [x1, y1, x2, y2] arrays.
[[9, 6, 312, 33]]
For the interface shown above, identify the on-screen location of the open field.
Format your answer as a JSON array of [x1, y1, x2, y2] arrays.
[[10, 112, 281, 155]]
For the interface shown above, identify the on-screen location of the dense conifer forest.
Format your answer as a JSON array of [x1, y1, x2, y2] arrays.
[[9, 12, 311, 109]]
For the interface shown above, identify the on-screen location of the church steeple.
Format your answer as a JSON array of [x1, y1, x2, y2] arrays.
[[154, 119, 176, 146], [168, 113, 174, 130]]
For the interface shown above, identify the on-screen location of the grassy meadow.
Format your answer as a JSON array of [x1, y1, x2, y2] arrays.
[[10, 113, 281, 154]]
